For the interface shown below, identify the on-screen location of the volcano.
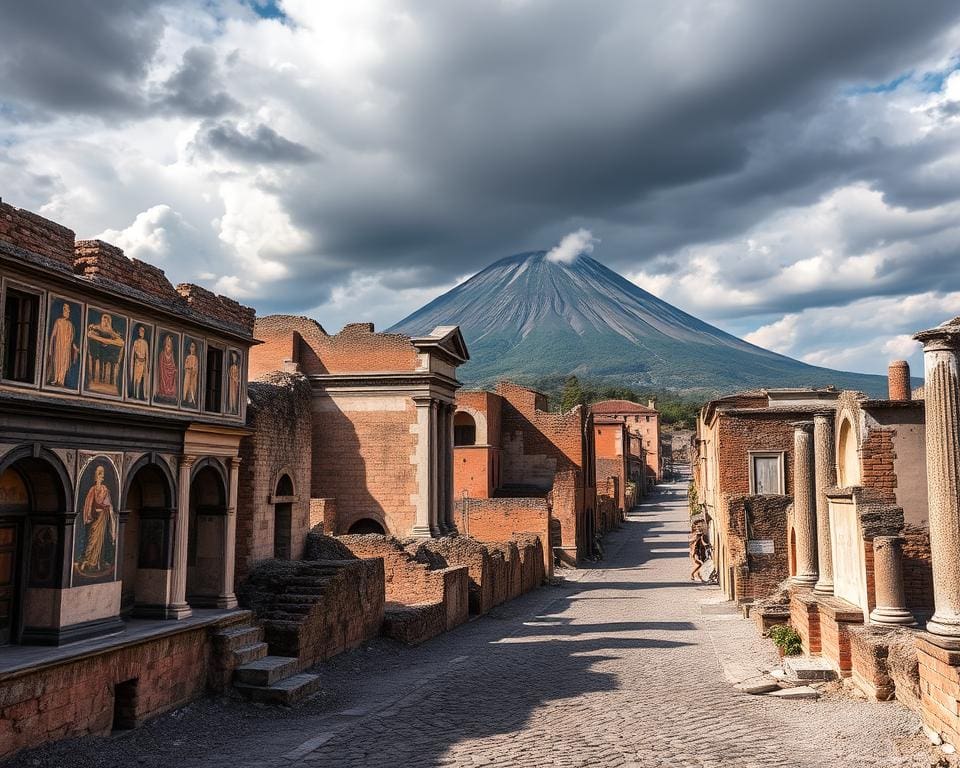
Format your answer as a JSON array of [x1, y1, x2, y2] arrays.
[[389, 251, 888, 396]]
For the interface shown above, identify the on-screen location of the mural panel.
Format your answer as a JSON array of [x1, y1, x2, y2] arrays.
[[44, 295, 83, 392], [181, 335, 204, 410], [153, 328, 181, 407], [73, 456, 120, 584], [83, 306, 127, 398], [127, 321, 153, 403], [226, 348, 242, 416]]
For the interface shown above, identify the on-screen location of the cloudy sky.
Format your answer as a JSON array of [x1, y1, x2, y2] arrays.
[[3, 1, 960, 375]]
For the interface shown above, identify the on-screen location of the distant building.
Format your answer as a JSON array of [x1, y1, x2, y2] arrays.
[[590, 399, 662, 487]]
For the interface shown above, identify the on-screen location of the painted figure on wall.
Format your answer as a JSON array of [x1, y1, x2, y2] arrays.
[[85, 309, 127, 397], [154, 331, 180, 406], [46, 298, 81, 389], [74, 461, 118, 581], [129, 323, 151, 401], [182, 336, 203, 408], [227, 350, 241, 414]]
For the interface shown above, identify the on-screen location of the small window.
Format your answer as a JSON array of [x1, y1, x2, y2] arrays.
[[750, 453, 784, 495], [204, 347, 223, 413], [645, 415, 651, 422], [3, 288, 40, 383], [453, 411, 477, 446]]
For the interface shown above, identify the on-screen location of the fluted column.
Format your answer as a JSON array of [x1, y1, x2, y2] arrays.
[[216, 456, 240, 609], [869, 536, 916, 626], [915, 322, 960, 643], [813, 412, 836, 595], [169, 455, 195, 619], [429, 400, 442, 536], [411, 396, 435, 537], [792, 422, 818, 587]]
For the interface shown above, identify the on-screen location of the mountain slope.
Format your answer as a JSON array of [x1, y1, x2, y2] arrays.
[[390, 251, 889, 396]]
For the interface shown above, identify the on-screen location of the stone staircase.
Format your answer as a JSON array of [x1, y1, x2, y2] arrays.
[[211, 617, 321, 705]]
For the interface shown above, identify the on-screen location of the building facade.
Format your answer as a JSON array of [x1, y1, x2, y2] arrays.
[[589, 399, 661, 487]]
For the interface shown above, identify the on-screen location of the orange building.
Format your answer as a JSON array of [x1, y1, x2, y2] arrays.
[[590, 400, 661, 487]]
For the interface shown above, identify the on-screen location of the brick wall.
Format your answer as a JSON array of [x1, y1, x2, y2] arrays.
[[903, 524, 934, 620], [860, 426, 897, 503], [175, 282, 255, 335], [724, 495, 791, 603], [0, 614, 243, 761], [74, 239, 181, 304], [251, 316, 420, 377], [457, 496, 552, 578], [0, 199, 75, 268], [717, 415, 795, 497], [236, 372, 313, 582], [849, 625, 895, 700], [311, 397, 418, 535], [818, 597, 864, 676], [454, 446, 496, 498], [790, 590, 821, 655]]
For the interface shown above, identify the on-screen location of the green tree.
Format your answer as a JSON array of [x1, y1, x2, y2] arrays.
[[560, 375, 586, 412]]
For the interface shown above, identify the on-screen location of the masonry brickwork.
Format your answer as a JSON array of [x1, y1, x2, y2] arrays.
[[724, 495, 792, 604], [455, 496, 553, 579], [236, 372, 313, 581]]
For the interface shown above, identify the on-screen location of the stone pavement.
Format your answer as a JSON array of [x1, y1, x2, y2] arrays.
[[10, 485, 930, 768]]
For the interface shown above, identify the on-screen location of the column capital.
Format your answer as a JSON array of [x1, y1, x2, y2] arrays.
[[791, 421, 814, 433], [179, 454, 197, 470], [229, 456, 243, 469], [411, 394, 435, 406], [915, 319, 960, 350], [812, 410, 834, 422]]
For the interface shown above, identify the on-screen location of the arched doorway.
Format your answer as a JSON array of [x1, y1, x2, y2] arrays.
[[273, 474, 294, 559], [187, 463, 227, 607], [453, 412, 477, 447], [0, 452, 69, 645], [347, 518, 385, 535], [122, 463, 173, 616]]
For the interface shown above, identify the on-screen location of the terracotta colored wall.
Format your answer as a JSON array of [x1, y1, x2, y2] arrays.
[[456, 496, 552, 579], [724, 495, 791, 603], [454, 446, 496, 498], [716, 416, 796, 497], [311, 396, 418, 536]]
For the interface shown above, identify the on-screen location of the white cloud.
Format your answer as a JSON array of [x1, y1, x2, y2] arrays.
[[546, 228, 599, 264]]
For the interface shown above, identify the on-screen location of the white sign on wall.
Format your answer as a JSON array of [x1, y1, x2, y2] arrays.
[[747, 539, 775, 555]]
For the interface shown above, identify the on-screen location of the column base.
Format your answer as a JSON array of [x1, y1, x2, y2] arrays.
[[213, 594, 239, 610], [163, 603, 193, 620], [410, 525, 433, 538], [870, 607, 917, 627], [925, 616, 960, 649], [791, 574, 818, 589], [813, 579, 834, 596]]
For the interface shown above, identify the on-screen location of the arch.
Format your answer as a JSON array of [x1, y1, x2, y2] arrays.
[[453, 406, 488, 445], [187, 463, 227, 606], [0, 448, 73, 645], [347, 518, 386, 535], [190, 456, 228, 489], [836, 413, 861, 488], [273, 473, 294, 559], [122, 462, 175, 616], [122, 454, 175, 510], [453, 411, 477, 447]]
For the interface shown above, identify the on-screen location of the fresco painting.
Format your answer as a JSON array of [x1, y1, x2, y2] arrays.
[[153, 329, 181, 407], [73, 458, 120, 583], [45, 296, 82, 392], [84, 307, 127, 398]]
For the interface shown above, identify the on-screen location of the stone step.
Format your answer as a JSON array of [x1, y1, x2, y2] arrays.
[[234, 673, 322, 705], [213, 625, 264, 651], [282, 585, 328, 595], [783, 657, 837, 681], [273, 602, 314, 615], [232, 642, 269, 665], [277, 593, 322, 604], [234, 655, 300, 687]]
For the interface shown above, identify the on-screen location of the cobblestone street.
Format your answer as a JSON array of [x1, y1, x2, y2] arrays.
[[13, 485, 929, 768]]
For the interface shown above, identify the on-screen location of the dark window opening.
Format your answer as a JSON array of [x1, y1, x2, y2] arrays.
[[453, 411, 477, 446], [204, 348, 223, 412], [3, 289, 39, 383], [347, 518, 385, 535], [113, 678, 139, 731]]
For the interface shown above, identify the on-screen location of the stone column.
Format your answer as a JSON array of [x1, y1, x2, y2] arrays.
[[169, 455, 195, 619], [791, 422, 819, 587], [215, 456, 240, 609], [445, 403, 458, 533], [813, 412, 836, 595], [411, 396, 435, 537], [915, 320, 960, 643], [436, 402, 450, 535], [869, 536, 916, 626], [429, 399, 443, 536]]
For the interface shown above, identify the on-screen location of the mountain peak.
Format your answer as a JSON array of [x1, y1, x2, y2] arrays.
[[390, 250, 887, 396]]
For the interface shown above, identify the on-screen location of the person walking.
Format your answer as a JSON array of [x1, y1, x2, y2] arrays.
[[690, 527, 708, 582]]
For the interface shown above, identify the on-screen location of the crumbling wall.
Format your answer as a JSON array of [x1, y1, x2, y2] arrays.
[[236, 372, 313, 582], [724, 494, 792, 603], [237, 558, 384, 670], [455, 496, 552, 579]]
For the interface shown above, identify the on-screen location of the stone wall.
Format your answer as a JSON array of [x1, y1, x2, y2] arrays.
[[0, 198, 75, 267], [236, 372, 313, 581], [237, 559, 384, 670], [724, 495, 792, 603]]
